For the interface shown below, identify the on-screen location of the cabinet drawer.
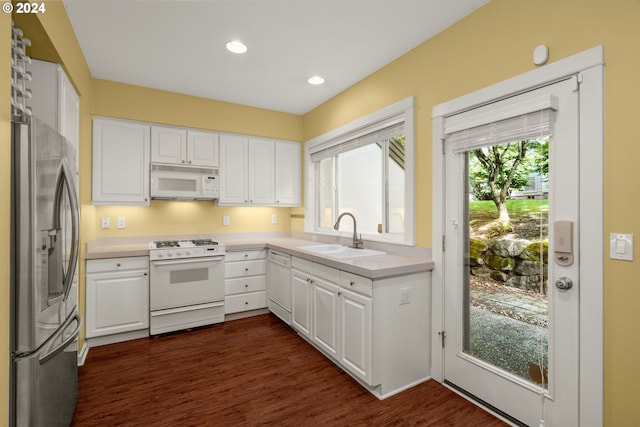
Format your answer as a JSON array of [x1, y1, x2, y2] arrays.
[[225, 260, 267, 278], [292, 256, 313, 272], [225, 291, 267, 314], [313, 263, 340, 284], [86, 256, 149, 273], [225, 250, 266, 262], [340, 271, 373, 297], [225, 276, 266, 296]]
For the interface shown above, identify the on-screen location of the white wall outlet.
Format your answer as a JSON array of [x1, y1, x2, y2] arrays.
[[101, 217, 110, 229], [399, 287, 411, 305], [222, 215, 230, 226], [610, 233, 633, 261], [117, 217, 126, 229], [271, 214, 278, 224]]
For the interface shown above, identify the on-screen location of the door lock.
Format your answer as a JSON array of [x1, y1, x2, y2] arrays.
[[555, 277, 573, 291]]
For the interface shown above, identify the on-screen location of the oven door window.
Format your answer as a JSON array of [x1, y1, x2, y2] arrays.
[[170, 267, 208, 284], [150, 259, 225, 310]]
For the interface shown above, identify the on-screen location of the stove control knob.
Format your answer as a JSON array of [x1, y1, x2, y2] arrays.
[[157, 253, 163, 258], [185, 251, 191, 256], [166, 251, 173, 257], [176, 251, 182, 257]]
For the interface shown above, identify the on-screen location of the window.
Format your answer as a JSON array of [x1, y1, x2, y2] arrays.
[[305, 97, 415, 245]]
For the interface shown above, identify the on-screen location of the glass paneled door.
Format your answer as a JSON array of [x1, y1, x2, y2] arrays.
[[443, 78, 580, 426]]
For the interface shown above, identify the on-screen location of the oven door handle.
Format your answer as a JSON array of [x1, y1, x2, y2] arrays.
[[151, 256, 224, 266], [151, 301, 225, 317]]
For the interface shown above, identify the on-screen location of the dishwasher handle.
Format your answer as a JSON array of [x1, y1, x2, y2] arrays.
[[268, 250, 291, 267]]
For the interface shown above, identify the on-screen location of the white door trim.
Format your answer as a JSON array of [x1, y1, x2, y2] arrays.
[[431, 45, 603, 426]]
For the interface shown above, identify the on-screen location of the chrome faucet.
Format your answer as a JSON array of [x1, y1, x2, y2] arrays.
[[333, 212, 364, 249]]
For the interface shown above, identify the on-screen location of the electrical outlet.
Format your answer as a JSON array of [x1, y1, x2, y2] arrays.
[[117, 217, 126, 229], [101, 217, 110, 229], [271, 214, 278, 224], [399, 287, 411, 305], [222, 216, 230, 226]]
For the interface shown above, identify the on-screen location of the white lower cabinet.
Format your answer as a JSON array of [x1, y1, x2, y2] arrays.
[[289, 255, 429, 399], [291, 268, 312, 339], [85, 257, 149, 339], [224, 250, 267, 314], [339, 287, 372, 384]]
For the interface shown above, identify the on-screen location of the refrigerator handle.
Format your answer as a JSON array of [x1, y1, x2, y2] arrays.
[[12, 312, 82, 363], [52, 157, 80, 301], [38, 312, 82, 365]]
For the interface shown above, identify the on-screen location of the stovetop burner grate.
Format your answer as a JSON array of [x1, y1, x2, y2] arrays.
[[154, 240, 180, 248]]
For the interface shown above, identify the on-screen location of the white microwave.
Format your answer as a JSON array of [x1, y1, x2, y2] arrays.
[[150, 164, 219, 200]]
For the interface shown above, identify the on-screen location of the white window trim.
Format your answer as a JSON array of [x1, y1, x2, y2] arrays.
[[432, 46, 603, 426], [305, 96, 415, 245]]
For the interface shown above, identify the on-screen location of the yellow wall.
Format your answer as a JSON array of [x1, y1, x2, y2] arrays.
[[303, 1, 640, 425], [5, 1, 640, 426], [1, 11, 12, 426], [85, 79, 303, 242]]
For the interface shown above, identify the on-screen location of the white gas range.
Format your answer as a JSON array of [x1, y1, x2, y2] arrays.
[[148, 239, 226, 335]]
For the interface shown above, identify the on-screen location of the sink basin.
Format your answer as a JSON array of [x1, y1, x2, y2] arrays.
[[300, 244, 386, 259]]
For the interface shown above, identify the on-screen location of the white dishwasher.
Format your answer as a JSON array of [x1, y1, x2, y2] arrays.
[[267, 249, 292, 324]]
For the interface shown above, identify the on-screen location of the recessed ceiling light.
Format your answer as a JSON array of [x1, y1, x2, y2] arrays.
[[226, 40, 247, 54], [308, 76, 325, 85]]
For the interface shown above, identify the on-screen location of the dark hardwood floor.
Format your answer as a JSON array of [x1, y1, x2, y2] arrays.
[[72, 314, 506, 427]]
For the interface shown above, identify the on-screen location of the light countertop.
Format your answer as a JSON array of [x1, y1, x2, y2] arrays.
[[85, 235, 433, 279]]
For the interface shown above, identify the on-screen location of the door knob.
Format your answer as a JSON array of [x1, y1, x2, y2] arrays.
[[555, 277, 573, 291]]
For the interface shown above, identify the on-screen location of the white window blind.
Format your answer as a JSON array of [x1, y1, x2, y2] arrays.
[[445, 94, 557, 154], [309, 116, 404, 162]]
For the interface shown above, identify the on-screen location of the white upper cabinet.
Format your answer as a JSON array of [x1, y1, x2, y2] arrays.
[[219, 134, 300, 206], [219, 133, 249, 204], [151, 126, 187, 165], [248, 137, 275, 204], [188, 130, 219, 167], [92, 118, 150, 206], [274, 140, 301, 206], [29, 59, 80, 169], [151, 125, 219, 167]]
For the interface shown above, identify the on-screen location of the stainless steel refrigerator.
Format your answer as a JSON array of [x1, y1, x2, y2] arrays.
[[10, 116, 81, 426]]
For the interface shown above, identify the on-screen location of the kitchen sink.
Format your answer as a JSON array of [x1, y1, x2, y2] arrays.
[[300, 244, 386, 259]]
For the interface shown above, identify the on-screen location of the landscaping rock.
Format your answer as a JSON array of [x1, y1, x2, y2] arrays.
[[515, 260, 546, 277], [469, 238, 488, 266], [521, 240, 549, 263], [471, 267, 493, 278], [486, 254, 516, 271], [490, 238, 529, 257], [506, 275, 548, 293], [490, 270, 508, 282]]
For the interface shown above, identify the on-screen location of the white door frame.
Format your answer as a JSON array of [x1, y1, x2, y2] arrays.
[[431, 46, 604, 426]]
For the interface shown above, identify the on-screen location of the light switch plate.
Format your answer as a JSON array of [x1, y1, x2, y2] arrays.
[[610, 233, 633, 261], [117, 217, 126, 229], [222, 216, 230, 226], [101, 217, 110, 229], [271, 214, 278, 224]]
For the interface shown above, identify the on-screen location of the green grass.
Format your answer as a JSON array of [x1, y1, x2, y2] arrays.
[[469, 199, 548, 217]]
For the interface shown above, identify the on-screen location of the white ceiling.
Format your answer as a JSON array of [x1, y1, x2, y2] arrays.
[[63, 0, 490, 115]]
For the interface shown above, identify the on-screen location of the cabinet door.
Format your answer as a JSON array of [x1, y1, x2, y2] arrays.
[[339, 288, 372, 384], [92, 119, 150, 205], [274, 141, 301, 206], [291, 270, 312, 339], [219, 134, 248, 204], [187, 130, 219, 167], [86, 269, 149, 338], [312, 278, 340, 359], [248, 138, 275, 204], [151, 126, 187, 165]]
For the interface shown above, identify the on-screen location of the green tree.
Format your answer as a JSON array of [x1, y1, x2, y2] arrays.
[[469, 137, 548, 226]]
